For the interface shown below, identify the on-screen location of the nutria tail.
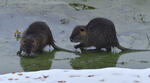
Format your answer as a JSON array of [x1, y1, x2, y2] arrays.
[[118, 45, 150, 52], [51, 43, 78, 54], [52, 44, 60, 50]]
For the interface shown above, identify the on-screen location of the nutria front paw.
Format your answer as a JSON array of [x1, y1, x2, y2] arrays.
[[74, 45, 79, 49], [17, 51, 22, 56], [74, 45, 78, 49]]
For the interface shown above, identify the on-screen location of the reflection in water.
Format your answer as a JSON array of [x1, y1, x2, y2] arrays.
[[20, 49, 150, 72], [20, 49, 77, 71], [70, 51, 145, 69], [20, 50, 56, 72], [71, 52, 121, 69]]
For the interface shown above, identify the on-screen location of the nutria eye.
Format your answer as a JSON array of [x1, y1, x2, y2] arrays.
[[80, 28, 85, 32]]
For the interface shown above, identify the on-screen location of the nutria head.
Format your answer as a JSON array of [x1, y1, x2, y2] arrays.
[[20, 36, 38, 56], [70, 25, 88, 43]]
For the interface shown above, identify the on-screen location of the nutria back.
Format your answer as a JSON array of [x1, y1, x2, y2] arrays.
[[24, 21, 55, 45], [70, 17, 119, 51], [86, 18, 119, 48]]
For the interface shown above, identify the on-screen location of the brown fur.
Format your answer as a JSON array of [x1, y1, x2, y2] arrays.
[[17, 21, 56, 56], [70, 17, 119, 51]]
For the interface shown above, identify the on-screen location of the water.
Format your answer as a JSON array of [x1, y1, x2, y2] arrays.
[[0, 0, 150, 74]]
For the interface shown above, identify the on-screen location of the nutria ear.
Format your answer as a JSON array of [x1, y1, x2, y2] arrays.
[[80, 28, 87, 36]]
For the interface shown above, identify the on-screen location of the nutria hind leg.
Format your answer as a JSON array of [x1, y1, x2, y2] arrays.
[[80, 48, 86, 52], [106, 47, 111, 52], [74, 43, 85, 49]]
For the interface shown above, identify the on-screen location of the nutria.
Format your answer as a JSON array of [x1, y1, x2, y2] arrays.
[[17, 21, 58, 56], [70, 17, 150, 52], [17, 21, 76, 56]]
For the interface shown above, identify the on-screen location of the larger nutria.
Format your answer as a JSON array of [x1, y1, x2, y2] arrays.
[[17, 21, 58, 56], [70, 17, 150, 52]]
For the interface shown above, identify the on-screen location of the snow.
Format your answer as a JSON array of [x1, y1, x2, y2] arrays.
[[0, 68, 150, 83]]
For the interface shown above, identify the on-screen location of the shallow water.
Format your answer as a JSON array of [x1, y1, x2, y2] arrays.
[[0, 0, 150, 74]]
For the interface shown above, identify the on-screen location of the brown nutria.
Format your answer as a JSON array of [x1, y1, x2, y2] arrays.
[[70, 17, 150, 52], [17, 21, 77, 56], [17, 21, 57, 56]]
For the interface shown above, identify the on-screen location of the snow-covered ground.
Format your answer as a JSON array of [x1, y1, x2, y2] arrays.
[[0, 68, 150, 83]]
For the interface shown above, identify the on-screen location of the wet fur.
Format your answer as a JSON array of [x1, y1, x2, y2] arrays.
[[70, 18, 119, 51], [18, 21, 55, 56]]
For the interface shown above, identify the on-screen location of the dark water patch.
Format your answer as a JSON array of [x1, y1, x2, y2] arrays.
[[140, 60, 148, 63], [116, 51, 150, 69]]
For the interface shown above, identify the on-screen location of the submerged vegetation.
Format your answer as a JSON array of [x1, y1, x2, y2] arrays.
[[21, 50, 56, 71], [69, 3, 96, 11], [20, 48, 147, 72], [71, 52, 121, 69]]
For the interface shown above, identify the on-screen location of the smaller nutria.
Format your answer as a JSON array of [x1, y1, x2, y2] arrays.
[[17, 21, 57, 56], [70, 17, 150, 52]]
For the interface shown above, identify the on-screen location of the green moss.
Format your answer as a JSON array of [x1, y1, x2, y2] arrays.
[[71, 52, 121, 69], [20, 50, 56, 72], [69, 3, 96, 11], [71, 49, 146, 69]]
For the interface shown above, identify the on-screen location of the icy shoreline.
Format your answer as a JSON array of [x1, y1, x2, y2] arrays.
[[0, 68, 150, 83]]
